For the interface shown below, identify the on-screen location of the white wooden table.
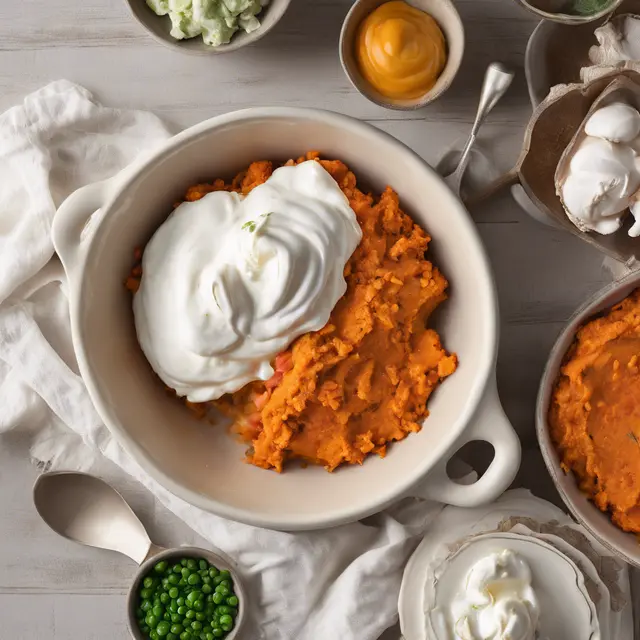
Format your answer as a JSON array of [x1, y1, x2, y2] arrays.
[[0, 0, 625, 638]]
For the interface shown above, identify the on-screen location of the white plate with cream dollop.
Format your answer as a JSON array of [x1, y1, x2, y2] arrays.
[[426, 533, 598, 640], [398, 489, 634, 640]]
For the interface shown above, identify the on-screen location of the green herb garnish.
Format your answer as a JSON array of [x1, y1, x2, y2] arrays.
[[241, 212, 272, 233]]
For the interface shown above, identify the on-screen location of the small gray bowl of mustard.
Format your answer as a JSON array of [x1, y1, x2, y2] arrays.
[[340, 0, 465, 110]]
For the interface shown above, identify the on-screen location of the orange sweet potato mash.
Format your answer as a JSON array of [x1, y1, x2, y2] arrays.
[[128, 153, 457, 473], [550, 288, 640, 534]]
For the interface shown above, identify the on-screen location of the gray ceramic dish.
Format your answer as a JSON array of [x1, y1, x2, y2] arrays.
[[514, 0, 623, 25], [537, 269, 640, 569], [124, 0, 291, 54], [128, 547, 247, 640], [339, 0, 465, 110]]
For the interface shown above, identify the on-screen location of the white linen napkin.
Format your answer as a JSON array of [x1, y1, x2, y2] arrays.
[[0, 81, 445, 640]]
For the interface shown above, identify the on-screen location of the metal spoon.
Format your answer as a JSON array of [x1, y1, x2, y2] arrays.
[[442, 62, 515, 197], [33, 471, 247, 639]]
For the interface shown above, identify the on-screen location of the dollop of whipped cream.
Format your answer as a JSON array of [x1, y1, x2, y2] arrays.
[[450, 550, 540, 640], [584, 103, 640, 143], [134, 160, 362, 402], [559, 102, 640, 237]]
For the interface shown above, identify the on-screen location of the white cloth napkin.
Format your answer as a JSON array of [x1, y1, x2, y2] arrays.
[[0, 81, 445, 640]]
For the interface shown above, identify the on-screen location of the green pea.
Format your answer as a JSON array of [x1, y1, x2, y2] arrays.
[[166, 634, 177, 640], [186, 591, 199, 604], [208, 566, 219, 578], [221, 624, 231, 633], [177, 606, 187, 615], [171, 613, 181, 623], [179, 578, 187, 587], [215, 606, 229, 616], [161, 577, 169, 588], [219, 614, 232, 626], [180, 632, 192, 640], [198, 559, 208, 571], [203, 627, 212, 634], [185, 609, 196, 619], [160, 593, 170, 605], [172, 563, 181, 573], [195, 612, 206, 621], [136, 606, 145, 618], [228, 607, 238, 618], [191, 621, 202, 631], [227, 595, 238, 607], [146, 614, 159, 628], [156, 620, 171, 636], [155, 561, 169, 574], [219, 570, 230, 579], [192, 600, 204, 612], [205, 634, 214, 640], [141, 601, 152, 612], [164, 612, 171, 620], [181, 559, 188, 567], [168, 573, 180, 585], [176, 596, 185, 606], [141, 625, 150, 635], [141, 588, 153, 599], [150, 631, 159, 640], [186, 559, 197, 570], [182, 567, 191, 578], [202, 576, 212, 585], [188, 573, 201, 586], [143, 577, 155, 589], [216, 586, 230, 597], [213, 576, 224, 586], [201, 584, 212, 594], [169, 588, 179, 599], [212, 630, 223, 638], [212, 593, 224, 605], [171, 624, 184, 635]]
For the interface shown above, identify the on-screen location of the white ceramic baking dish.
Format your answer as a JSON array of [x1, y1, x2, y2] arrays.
[[52, 107, 520, 531], [537, 269, 640, 567]]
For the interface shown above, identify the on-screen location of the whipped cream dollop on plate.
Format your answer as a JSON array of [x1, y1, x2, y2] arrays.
[[558, 100, 640, 237], [426, 534, 600, 640], [449, 549, 539, 640], [134, 160, 362, 402]]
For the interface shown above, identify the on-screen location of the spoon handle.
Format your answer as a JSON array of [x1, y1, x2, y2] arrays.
[[471, 62, 515, 139], [450, 63, 515, 191]]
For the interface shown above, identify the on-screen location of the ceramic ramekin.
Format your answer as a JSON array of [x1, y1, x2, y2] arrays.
[[123, 0, 291, 54], [537, 269, 640, 568], [339, 0, 465, 110], [52, 107, 520, 531]]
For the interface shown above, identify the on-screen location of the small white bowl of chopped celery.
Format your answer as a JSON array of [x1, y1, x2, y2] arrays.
[[125, 0, 291, 53]]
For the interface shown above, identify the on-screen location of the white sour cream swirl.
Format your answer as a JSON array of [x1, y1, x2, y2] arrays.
[[134, 160, 362, 402], [450, 550, 540, 640]]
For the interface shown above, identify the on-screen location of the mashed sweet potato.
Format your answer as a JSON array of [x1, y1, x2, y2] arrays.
[[128, 152, 457, 472], [550, 288, 640, 533]]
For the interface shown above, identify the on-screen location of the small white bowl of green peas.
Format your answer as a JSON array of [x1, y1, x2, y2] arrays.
[[128, 547, 248, 640]]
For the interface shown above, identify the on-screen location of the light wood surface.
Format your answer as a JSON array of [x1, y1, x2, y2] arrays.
[[0, 0, 630, 638]]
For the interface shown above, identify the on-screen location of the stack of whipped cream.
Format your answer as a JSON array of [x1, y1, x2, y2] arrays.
[[558, 101, 640, 237]]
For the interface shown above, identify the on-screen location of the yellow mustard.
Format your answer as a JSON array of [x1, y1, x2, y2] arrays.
[[356, 1, 447, 100]]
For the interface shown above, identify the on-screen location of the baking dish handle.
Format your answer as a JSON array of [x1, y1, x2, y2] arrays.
[[52, 178, 113, 279], [409, 373, 521, 506]]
